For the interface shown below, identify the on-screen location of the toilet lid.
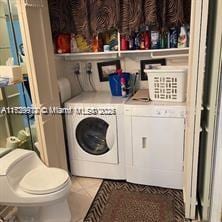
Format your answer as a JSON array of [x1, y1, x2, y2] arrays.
[[19, 167, 69, 195]]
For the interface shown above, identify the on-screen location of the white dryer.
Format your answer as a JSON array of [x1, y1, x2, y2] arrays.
[[124, 94, 186, 189], [65, 92, 127, 179]]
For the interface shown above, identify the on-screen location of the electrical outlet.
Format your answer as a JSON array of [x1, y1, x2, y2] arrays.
[[86, 62, 92, 75], [74, 63, 80, 75]]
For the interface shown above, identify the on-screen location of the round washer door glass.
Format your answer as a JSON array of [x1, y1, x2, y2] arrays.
[[76, 117, 112, 155]]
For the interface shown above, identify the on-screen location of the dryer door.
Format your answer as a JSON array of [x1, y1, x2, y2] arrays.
[[73, 114, 118, 164]]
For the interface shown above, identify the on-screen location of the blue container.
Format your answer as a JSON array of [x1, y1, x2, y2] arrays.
[[108, 73, 130, 96]]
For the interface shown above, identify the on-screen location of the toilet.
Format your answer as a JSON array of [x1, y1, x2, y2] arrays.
[[0, 149, 71, 222]]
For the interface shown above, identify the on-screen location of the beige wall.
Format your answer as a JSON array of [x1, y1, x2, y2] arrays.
[[54, 56, 188, 95]]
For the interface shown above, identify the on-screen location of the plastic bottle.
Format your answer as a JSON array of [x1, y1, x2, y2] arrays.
[[177, 25, 188, 48], [117, 69, 127, 97], [140, 32, 145, 50], [70, 33, 79, 52], [160, 29, 168, 49], [144, 26, 150, 49], [169, 27, 178, 48], [121, 36, 129, 50], [128, 32, 135, 50], [120, 76, 127, 97], [151, 30, 160, 49], [92, 35, 99, 52], [134, 28, 140, 50]]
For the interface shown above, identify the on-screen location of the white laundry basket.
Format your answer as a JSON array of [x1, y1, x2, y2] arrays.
[[144, 66, 187, 102]]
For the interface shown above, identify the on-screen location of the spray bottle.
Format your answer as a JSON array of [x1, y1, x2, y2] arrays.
[[117, 69, 127, 97]]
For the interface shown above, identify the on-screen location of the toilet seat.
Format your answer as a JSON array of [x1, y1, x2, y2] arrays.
[[19, 167, 69, 195]]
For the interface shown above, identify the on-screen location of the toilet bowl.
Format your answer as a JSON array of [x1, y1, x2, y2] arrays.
[[0, 149, 71, 222]]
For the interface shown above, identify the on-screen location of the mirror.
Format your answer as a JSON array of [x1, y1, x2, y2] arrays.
[[0, 0, 37, 155]]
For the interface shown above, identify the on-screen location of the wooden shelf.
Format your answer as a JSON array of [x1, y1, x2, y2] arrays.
[[55, 47, 189, 60]]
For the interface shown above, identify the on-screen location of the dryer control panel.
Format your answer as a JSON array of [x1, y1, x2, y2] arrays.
[[124, 105, 186, 118], [154, 107, 186, 118]]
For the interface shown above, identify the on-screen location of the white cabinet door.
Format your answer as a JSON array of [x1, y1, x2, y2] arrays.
[[132, 116, 184, 188], [199, 0, 222, 220], [184, 0, 209, 219], [16, 0, 67, 170]]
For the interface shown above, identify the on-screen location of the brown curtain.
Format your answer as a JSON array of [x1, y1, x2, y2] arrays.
[[165, 0, 184, 28], [183, 0, 191, 25], [88, 0, 119, 35], [160, 0, 191, 28], [119, 0, 189, 35], [144, 0, 189, 30], [144, 0, 159, 27], [70, 0, 90, 39], [119, 0, 144, 36], [48, 0, 74, 38]]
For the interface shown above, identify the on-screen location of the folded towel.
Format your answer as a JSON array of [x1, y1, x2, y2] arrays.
[[0, 78, 9, 88]]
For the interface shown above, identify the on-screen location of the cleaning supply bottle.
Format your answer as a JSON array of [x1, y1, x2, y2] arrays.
[[140, 32, 145, 50], [134, 28, 140, 50], [120, 35, 129, 50], [70, 33, 79, 52], [128, 32, 135, 50], [169, 27, 178, 48], [120, 76, 127, 97], [117, 69, 127, 97], [144, 26, 150, 49], [92, 35, 99, 52], [160, 28, 168, 49], [177, 25, 188, 48], [151, 30, 160, 49]]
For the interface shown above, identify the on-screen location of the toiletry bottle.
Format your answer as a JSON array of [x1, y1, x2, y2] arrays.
[[134, 28, 140, 50], [177, 25, 188, 48], [144, 26, 150, 49], [140, 32, 145, 50], [92, 35, 99, 52], [70, 33, 79, 52], [167, 31, 171, 48], [160, 28, 168, 49], [169, 27, 178, 48], [151, 30, 160, 49], [121, 35, 129, 50], [128, 32, 135, 50]]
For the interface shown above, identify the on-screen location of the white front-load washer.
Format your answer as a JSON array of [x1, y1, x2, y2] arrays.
[[65, 92, 127, 179]]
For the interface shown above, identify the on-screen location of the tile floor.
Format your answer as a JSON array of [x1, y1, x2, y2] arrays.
[[68, 177, 200, 222], [69, 176, 103, 222]]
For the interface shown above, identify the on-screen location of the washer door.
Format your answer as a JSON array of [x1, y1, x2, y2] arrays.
[[76, 117, 114, 155]]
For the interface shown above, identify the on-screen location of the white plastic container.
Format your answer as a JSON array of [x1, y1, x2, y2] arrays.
[[144, 66, 187, 102]]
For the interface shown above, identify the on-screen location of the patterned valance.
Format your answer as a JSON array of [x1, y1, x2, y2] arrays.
[[48, 0, 75, 38], [88, 0, 119, 35], [48, 0, 191, 38]]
